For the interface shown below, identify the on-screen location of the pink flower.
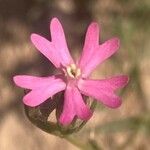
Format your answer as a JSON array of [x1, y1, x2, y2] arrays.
[[13, 18, 129, 126]]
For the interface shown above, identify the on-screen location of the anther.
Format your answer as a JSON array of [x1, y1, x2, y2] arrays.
[[66, 64, 81, 78]]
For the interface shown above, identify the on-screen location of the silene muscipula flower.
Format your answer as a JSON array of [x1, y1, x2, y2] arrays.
[[13, 18, 129, 126]]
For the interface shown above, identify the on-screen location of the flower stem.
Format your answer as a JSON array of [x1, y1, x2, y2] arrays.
[[64, 135, 90, 150]]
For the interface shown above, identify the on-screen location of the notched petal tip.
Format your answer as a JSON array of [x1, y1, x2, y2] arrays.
[[30, 33, 41, 43], [30, 33, 45, 48], [13, 75, 22, 86], [110, 75, 129, 90], [50, 17, 61, 29], [58, 112, 75, 126], [13, 76, 18, 83], [109, 99, 122, 109], [121, 75, 130, 87], [51, 17, 60, 23], [79, 109, 93, 121], [89, 22, 100, 30], [112, 37, 120, 49], [23, 96, 38, 107]]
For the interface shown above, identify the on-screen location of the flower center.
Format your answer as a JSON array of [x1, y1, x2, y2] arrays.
[[66, 64, 81, 78]]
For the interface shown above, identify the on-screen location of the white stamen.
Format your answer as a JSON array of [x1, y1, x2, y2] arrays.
[[66, 64, 81, 78]]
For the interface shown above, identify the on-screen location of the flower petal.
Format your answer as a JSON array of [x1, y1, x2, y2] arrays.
[[78, 76, 128, 108], [78, 22, 100, 69], [13, 75, 65, 90], [31, 34, 61, 68], [50, 18, 74, 66], [59, 86, 75, 125], [73, 87, 92, 120], [81, 38, 120, 77], [59, 85, 92, 126], [23, 79, 66, 107], [100, 75, 129, 90]]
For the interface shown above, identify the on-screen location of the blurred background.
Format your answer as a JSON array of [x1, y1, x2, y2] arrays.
[[0, 0, 150, 149]]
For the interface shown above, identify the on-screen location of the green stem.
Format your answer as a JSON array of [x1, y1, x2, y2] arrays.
[[64, 135, 92, 150]]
